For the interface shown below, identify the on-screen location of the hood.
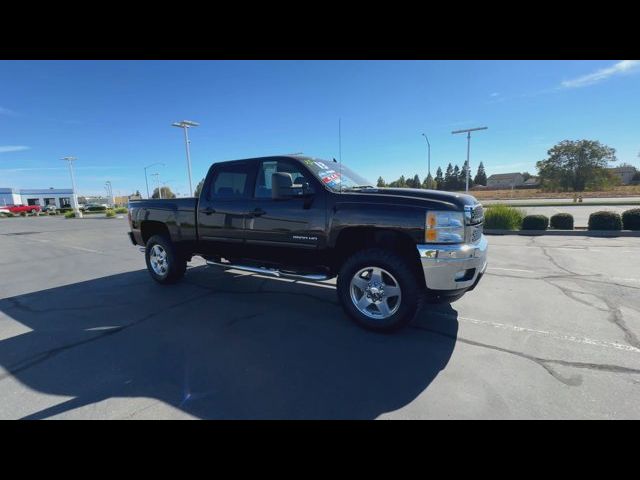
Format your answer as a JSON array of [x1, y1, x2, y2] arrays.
[[343, 187, 480, 210]]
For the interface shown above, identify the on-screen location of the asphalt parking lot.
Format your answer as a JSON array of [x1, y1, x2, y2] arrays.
[[1, 216, 639, 419]]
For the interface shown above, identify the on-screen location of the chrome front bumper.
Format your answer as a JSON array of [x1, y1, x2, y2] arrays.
[[417, 235, 488, 291]]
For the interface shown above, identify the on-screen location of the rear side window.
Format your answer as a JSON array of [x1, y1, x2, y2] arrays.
[[210, 164, 251, 198]]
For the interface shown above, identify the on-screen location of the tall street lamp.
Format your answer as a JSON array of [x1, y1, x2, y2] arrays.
[[61, 156, 83, 218], [105, 181, 113, 206], [151, 173, 161, 199], [172, 120, 199, 197], [421, 133, 431, 181], [451, 126, 488, 192], [144, 162, 165, 199]]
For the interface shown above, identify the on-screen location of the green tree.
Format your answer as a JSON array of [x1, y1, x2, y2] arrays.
[[443, 163, 454, 190], [422, 173, 436, 189], [536, 140, 617, 192], [522, 171, 532, 182], [473, 162, 487, 186], [457, 163, 472, 189], [452, 165, 461, 190], [412, 174, 421, 189], [376, 176, 386, 187], [151, 186, 176, 199], [435, 167, 444, 190], [194, 178, 206, 197], [397, 175, 407, 188]]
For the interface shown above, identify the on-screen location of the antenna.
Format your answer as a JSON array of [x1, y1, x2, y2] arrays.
[[339, 118, 342, 192]]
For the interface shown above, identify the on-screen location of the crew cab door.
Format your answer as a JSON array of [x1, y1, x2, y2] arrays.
[[197, 161, 255, 247], [245, 158, 326, 250]]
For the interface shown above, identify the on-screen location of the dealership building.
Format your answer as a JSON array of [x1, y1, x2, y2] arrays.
[[0, 187, 79, 209]]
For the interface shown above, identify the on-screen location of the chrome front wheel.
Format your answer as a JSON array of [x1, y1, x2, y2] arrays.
[[349, 266, 402, 320]]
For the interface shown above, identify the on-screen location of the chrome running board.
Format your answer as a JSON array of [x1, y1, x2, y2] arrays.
[[205, 260, 331, 281]]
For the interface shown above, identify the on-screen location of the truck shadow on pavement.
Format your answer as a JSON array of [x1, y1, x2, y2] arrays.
[[0, 265, 459, 419]]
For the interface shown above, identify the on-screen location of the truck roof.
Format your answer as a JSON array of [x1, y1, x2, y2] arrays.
[[211, 154, 329, 166]]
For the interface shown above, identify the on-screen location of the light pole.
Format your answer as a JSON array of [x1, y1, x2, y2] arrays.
[[172, 120, 199, 197], [61, 156, 83, 218], [151, 173, 161, 199], [421, 133, 431, 182], [451, 126, 488, 192], [105, 181, 113, 206], [144, 162, 165, 199]]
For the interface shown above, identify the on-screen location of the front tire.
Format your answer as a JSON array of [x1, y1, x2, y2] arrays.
[[145, 235, 187, 284], [337, 248, 423, 333]]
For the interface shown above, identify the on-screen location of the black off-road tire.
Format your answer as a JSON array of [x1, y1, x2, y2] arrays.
[[337, 248, 424, 333], [145, 234, 187, 284]]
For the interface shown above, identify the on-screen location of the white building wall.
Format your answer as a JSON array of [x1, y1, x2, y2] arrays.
[[0, 189, 22, 206], [0, 188, 78, 208]]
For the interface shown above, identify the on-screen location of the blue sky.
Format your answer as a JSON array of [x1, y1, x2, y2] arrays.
[[1, 60, 639, 196]]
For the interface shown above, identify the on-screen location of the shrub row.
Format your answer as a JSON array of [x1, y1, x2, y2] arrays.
[[483, 205, 526, 230], [484, 206, 640, 231], [522, 215, 548, 230]]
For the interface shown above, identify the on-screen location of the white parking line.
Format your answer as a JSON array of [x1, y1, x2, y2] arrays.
[[457, 315, 640, 354], [10, 236, 101, 254], [489, 267, 535, 273]]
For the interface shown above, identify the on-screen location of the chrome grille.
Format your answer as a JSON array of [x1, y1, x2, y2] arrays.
[[471, 224, 483, 243], [464, 203, 484, 225], [471, 204, 484, 224]]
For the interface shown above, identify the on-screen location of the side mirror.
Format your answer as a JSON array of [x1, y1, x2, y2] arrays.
[[271, 172, 308, 199]]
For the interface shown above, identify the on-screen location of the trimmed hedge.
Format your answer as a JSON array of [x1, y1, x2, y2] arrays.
[[105, 209, 116, 218], [588, 211, 622, 231], [522, 215, 548, 230], [114, 207, 128, 214], [550, 213, 574, 230], [484, 204, 526, 230], [622, 208, 640, 231], [64, 211, 76, 218]]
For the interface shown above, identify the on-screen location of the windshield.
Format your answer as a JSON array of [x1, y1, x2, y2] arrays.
[[300, 158, 374, 192]]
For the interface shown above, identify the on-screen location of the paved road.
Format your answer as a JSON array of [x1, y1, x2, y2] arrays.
[[516, 205, 634, 227], [1, 216, 639, 419]]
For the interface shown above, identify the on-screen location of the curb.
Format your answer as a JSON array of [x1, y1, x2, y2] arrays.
[[484, 229, 640, 237]]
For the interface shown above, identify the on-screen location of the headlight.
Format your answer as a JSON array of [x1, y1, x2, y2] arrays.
[[425, 211, 465, 243]]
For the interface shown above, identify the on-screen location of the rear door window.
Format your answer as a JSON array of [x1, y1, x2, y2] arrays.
[[210, 164, 251, 198]]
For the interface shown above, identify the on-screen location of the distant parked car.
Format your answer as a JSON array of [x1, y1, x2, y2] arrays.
[[5, 204, 41, 215], [0, 206, 11, 216], [41, 205, 57, 213], [82, 203, 107, 212]]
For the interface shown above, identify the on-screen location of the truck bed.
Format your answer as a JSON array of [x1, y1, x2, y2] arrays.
[[129, 197, 199, 245]]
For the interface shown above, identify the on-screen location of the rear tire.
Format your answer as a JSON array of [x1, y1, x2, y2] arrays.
[[337, 248, 423, 333], [145, 234, 187, 284]]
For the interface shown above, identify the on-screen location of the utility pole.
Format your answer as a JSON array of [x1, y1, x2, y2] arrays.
[[61, 156, 83, 218], [172, 120, 199, 196], [144, 162, 165, 199], [451, 126, 488, 192]]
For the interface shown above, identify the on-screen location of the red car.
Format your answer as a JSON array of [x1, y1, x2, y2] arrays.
[[5, 204, 41, 214]]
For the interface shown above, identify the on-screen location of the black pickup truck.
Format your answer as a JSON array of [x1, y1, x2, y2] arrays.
[[128, 155, 487, 332]]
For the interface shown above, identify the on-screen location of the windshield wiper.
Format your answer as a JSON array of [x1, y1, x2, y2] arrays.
[[345, 185, 376, 190]]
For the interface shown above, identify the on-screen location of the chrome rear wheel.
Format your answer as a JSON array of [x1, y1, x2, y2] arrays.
[[149, 244, 169, 276]]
